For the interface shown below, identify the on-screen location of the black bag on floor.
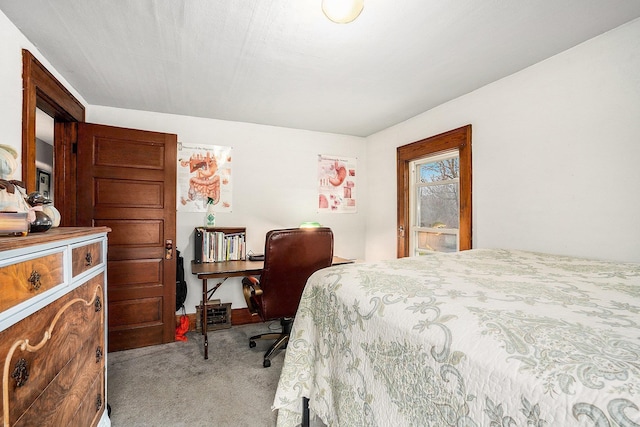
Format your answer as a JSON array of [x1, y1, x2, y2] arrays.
[[176, 249, 187, 312]]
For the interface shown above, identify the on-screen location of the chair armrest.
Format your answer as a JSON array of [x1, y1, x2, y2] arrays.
[[242, 276, 262, 315]]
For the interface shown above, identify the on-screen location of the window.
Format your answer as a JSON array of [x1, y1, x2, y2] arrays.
[[397, 125, 471, 257], [411, 151, 460, 254]]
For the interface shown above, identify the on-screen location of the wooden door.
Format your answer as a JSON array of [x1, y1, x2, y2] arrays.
[[76, 123, 177, 351]]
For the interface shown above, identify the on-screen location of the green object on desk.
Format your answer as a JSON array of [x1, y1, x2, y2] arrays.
[[299, 221, 321, 228]]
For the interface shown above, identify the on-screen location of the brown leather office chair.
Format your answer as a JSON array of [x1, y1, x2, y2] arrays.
[[242, 227, 333, 367]]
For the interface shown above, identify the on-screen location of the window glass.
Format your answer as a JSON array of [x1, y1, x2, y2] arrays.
[[417, 183, 459, 228], [416, 231, 458, 253], [419, 158, 458, 182], [411, 152, 459, 255]]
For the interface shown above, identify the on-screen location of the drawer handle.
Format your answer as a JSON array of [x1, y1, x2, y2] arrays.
[[96, 346, 103, 363], [96, 393, 103, 411], [28, 270, 42, 291], [95, 295, 102, 312], [11, 358, 29, 387], [85, 252, 93, 266]]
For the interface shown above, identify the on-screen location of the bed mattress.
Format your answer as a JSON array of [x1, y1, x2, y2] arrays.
[[273, 249, 640, 426]]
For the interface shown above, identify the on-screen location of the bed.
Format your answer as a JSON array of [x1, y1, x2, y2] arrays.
[[273, 249, 640, 426]]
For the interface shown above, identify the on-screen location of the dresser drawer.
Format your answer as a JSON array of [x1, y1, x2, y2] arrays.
[[72, 241, 104, 278], [1, 275, 104, 426], [0, 251, 64, 313], [65, 371, 104, 427], [12, 331, 104, 427]]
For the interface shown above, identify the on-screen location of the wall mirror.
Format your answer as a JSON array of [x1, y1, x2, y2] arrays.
[[22, 49, 85, 225], [36, 107, 54, 200]]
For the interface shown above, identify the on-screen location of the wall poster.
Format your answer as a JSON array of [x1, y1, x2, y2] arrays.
[[318, 154, 356, 213], [177, 142, 232, 212]]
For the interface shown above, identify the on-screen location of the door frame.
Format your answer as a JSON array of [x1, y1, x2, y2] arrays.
[[22, 49, 85, 226], [396, 125, 472, 258]]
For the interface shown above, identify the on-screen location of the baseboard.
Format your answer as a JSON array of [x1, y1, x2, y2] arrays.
[[176, 308, 261, 332], [231, 308, 263, 325], [175, 313, 198, 332]]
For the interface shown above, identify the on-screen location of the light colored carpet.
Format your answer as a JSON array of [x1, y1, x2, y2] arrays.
[[107, 323, 287, 427]]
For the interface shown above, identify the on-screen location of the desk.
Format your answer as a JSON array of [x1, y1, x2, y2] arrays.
[[191, 256, 353, 359]]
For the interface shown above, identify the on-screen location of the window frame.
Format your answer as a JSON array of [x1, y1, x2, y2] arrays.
[[396, 125, 472, 258]]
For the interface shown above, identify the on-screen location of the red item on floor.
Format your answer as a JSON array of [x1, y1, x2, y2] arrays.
[[175, 314, 189, 341]]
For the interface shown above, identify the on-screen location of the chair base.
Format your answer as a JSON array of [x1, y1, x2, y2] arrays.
[[249, 317, 294, 368]]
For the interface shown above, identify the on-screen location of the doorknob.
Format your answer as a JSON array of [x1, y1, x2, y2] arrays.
[[165, 240, 174, 259]]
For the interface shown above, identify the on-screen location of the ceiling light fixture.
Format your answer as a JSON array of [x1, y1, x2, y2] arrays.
[[322, 0, 364, 24]]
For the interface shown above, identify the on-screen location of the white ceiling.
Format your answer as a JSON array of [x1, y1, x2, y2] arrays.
[[2, 1, 640, 137]]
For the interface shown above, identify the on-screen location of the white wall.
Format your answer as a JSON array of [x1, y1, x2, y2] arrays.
[[4, 8, 640, 315], [365, 18, 640, 263], [0, 10, 366, 314], [87, 106, 366, 312], [0, 10, 87, 170]]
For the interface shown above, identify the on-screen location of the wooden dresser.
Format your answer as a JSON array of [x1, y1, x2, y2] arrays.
[[0, 227, 110, 427]]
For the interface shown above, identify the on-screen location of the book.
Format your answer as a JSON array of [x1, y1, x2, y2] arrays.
[[193, 227, 246, 263]]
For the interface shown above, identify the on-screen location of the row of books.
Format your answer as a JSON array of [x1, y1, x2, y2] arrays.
[[194, 228, 246, 263]]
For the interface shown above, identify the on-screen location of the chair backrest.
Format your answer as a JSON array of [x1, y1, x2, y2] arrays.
[[257, 227, 333, 320]]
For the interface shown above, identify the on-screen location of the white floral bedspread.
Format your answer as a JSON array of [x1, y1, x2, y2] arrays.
[[273, 249, 640, 426]]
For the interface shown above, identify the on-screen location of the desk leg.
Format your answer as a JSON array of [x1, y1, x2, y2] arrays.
[[202, 278, 208, 359]]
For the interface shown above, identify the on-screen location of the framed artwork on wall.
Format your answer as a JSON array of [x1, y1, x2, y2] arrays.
[[318, 154, 357, 213], [177, 142, 233, 213], [37, 168, 51, 199]]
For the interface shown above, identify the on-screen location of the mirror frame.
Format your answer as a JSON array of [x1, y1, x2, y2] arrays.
[[22, 49, 85, 225]]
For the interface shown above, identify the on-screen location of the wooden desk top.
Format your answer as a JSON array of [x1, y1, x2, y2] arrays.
[[191, 256, 353, 279], [191, 259, 264, 279], [330, 256, 353, 266]]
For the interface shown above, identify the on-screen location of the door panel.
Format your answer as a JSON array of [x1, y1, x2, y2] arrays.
[[104, 219, 165, 246], [95, 179, 164, 207], [108, 297, 163, 326], [108, 259, 163, 288], [76, 123, 176, 352]]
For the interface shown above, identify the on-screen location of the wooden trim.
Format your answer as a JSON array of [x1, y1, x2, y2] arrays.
[[231, 308, 263, 325], [396, 125, 472, 257], [175, 308, 262, 332], [176, 313, 198, 332], [162, 133, 178, 344], [56, 122, 78, 226], [21, 49, 85, 225]]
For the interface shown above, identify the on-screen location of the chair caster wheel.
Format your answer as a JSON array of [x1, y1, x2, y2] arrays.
[[263, 359, 271, 368], [249, 340, 256, 348]]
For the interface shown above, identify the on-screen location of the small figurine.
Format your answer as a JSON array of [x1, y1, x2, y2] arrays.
[[26, 191, 52, 207], [25, 191, 53, 233]]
